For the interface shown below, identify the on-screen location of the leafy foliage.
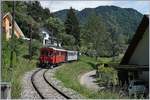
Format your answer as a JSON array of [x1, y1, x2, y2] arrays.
[[26, 1, 52, 22], [44, 17, 65, 38], [2, 34, 40, 98], [31, 39, 42, 58], [54, 6, 143, 38], [65, 7, 80, 47], [2, 1, 52, 40], [81, 13, 108, 58], [98, 64, 118, 86]]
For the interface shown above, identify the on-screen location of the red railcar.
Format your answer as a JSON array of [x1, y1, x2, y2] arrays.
[[39, 47, 67, 67]]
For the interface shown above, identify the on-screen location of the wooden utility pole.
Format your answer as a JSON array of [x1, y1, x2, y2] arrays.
[[9, 1, 15, 81], [29, 24, 32, 61]]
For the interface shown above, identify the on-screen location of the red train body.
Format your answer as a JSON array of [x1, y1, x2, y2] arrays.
[[39, 47, 67, 67], [39, 47, 78, 67]]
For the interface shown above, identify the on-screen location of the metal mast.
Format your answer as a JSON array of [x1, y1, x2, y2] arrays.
[[9, 0, 15, 82], [29, 23, 32, 61]]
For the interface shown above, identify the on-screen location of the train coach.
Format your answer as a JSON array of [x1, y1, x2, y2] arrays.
[[39, 47, 78, 68], [67, 50, 78, 61]]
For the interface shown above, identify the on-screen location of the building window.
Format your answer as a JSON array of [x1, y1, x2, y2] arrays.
[[9, 21, 11, 27]]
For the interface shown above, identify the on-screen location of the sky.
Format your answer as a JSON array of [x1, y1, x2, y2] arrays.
[[40, 0, 150, 14]]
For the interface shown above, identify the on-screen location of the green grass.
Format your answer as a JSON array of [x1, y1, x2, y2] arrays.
[[2, 39, 41, 98], [2, 59, 37, 98], [98, 57, 113, 63], [98, 54, 124, 63], [55, 56, 122, 99]]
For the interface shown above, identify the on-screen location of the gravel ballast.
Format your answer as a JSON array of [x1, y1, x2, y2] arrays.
[[21, 66, 85, 99], [45, 66, 85, 99], [21, 69, 41, 99]]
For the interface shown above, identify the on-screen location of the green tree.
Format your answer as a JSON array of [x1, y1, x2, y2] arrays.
[[45, 17, 65, 38], [44, 17, 75, 47], [107, 25, 120, 61], [26, 1, 44, 22], [83, 13, 107, 59], [65, 7, 80, 47], [31, 39, 42, 57]]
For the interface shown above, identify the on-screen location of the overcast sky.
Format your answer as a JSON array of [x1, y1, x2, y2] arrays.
[[40, 0, 150, 14]]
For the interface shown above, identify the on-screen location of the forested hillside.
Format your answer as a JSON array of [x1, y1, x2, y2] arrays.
[[54, 6, 143, 40]]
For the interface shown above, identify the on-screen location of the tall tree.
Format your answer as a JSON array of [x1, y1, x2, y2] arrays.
[[83, 12, 108, 59], [107, 25, 120, 61], [65, 7, 80, 47]]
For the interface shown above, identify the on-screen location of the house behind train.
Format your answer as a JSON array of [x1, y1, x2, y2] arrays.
[[118, 15, 149, 86]]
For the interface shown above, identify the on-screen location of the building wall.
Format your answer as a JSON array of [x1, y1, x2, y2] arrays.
[[3, 17, 11, 40], [129, 28, 149, 65], [129, 28, 149, 82], [14, 28, 21, 38], [3, 14, 25, 40], [138, 71, 149, 82]]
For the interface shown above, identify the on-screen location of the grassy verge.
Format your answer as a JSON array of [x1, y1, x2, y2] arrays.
[[2, 39, 40, 98], [2, 59, 37, 98], [55, 56, 121, 99]]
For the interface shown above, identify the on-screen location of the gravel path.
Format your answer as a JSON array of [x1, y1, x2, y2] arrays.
[[21, 68, 41, 99], [80, 70, 104, 91]]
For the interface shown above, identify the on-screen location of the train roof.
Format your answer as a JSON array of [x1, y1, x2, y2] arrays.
[[52, 47, 67, 52], [67, 50, 78, 52], [41, 47, 67, 52], [41, 46, 78, 52]]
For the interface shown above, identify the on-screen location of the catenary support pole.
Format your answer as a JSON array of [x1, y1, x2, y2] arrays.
[[29, 24, 32, 61], [9, 0, 15, 82]]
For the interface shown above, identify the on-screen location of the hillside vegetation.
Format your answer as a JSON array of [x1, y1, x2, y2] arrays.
[[54, 6, 143, 39], [54, 5, 143, 57]]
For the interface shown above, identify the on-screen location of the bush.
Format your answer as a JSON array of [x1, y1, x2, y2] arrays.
[[31, 39, 42, 58], [97, 64, 118, 86]]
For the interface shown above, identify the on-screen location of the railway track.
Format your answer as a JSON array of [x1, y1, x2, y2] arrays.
[[31, 68, 71, 99]]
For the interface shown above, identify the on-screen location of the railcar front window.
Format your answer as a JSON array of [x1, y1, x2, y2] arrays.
[[48, 52, 53, 57], [41, 50, 48, 56]]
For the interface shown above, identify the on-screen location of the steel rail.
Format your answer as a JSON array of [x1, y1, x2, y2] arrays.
[[31, 68, 45, 99], [43, 69, 71, 99]]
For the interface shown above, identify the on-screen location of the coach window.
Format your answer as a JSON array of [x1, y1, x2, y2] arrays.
[[59, 52, 61, 56], [56, 51, 59, 56], [56, 51, 58, 56], [53, 51, 56, 56], [48, 52, 51, 57]]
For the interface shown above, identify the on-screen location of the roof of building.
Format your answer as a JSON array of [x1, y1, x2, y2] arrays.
[[120, 15, 149, 64], [3, 12, 25, 38]]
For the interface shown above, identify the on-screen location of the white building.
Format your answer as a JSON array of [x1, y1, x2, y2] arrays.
[[41, 29, 61, 47]]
